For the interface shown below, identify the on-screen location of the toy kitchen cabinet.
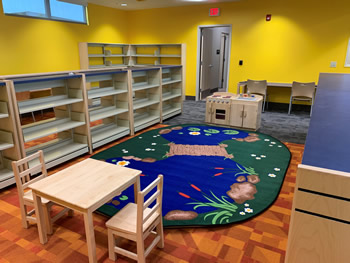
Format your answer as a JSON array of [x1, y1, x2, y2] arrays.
[[205, 92, 263, 131]]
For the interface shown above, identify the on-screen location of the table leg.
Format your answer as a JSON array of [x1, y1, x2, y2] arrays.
[[134, 175, 141, 203], [32, 192, 47, 244], [83, 211, 97, 263]]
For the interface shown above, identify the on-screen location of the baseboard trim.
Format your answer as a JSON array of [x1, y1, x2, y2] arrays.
[[185, 96, 196, 101]]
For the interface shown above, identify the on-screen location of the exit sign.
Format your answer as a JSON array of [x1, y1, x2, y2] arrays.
[[209, 8, 220, 17]]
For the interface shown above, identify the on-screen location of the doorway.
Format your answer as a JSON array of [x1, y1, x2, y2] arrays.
[[196, 25, 232, 100]]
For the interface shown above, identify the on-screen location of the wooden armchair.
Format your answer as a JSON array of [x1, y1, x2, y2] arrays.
[[11, 150, 73, 235], [106, 174, 164, 263]]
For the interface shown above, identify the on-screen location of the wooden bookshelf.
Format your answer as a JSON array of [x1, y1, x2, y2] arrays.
[[9, 74, 91, 169], [0, 81, 23, 189]]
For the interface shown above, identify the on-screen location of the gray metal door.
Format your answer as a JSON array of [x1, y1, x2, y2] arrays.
[[199, 28, 221, 100], [199, 27, 230, 100]]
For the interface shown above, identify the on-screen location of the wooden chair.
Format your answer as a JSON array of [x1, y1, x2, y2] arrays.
[[11, 150, 73, 235], [246, 79, 268, 112], [106, 175, 164, 263], [288, 81, 315, 116]]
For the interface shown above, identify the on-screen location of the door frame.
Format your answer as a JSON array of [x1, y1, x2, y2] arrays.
[[196, 24, 232, 101]]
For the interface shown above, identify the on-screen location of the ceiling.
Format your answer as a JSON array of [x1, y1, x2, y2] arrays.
[[86, 0, 240, 11]]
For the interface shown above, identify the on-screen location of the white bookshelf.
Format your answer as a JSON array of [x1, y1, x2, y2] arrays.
[[161, 66, 183, 121], [79, 43, 130, 69], [83, 70, 131, 150], [79, 42, 185, 68], [0, 82, 22, 189], [10, 74, 91, 169], [130, 68, 161, 132]]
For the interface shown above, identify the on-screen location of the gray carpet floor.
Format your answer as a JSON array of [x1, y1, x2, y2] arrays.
[[164, 100, 310, 144]]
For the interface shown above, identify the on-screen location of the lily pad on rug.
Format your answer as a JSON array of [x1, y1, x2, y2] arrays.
[[91, 124, 291, 227]]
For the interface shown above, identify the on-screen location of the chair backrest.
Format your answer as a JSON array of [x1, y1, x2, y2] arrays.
[[136, 175, 163, 233], [247, 79, 267, 95], [291, 81, 315, 98], [11, 150, 48, 199]]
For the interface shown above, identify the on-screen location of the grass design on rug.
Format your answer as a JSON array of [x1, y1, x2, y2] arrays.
[[91, 124, 291, 227]]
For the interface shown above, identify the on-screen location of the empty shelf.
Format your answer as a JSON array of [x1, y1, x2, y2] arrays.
[[22, 118, 85, 142], [0, 141, 14, 151], [88, 86, 127, 99], [162, 79, 182, 85], [89, 106, 128, 122], [18, 95, 83, 114], [91, 123, 129, 144], [133, 83, 160, 91], [163, 106, 181, 115], [27, 138, 88, 168], [162, 92, 181, 101], [133, 98, 159, 110], [0, 113, 8, 119], [0, 168, 13, 183], [134, 112, 159, 126]]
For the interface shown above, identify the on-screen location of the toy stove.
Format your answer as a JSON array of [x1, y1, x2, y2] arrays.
[[205, 93, 236, 125]]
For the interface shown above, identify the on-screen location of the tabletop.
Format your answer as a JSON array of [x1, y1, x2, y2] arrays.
[[29, 158, 142, 210], [302, 73, 350, 173]]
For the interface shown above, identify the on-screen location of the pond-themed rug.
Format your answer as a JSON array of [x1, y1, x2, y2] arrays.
[[91, 124, 291, 227]]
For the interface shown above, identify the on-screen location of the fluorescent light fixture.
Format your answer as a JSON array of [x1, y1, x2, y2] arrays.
[[121, 3, 128, 6]]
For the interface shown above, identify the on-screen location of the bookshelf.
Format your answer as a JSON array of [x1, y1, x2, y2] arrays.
[[0, 81, 23, 189], [129, 68, 161, 132], [9, 74, 91, 169], [83, 69, 131, 149]]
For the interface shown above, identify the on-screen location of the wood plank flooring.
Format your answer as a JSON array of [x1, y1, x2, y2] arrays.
[[0, 123, 303, 262]]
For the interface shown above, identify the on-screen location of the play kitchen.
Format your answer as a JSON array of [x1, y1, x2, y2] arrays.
[[205, 92, 263, 130]]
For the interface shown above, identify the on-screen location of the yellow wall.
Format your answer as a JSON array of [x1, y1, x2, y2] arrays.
[[127, 0, 350, 102], [0, 1, 350, 103], [0, 4, 128, 75]]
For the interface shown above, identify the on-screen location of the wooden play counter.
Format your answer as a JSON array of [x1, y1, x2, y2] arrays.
[[286, 73, 350, 263]]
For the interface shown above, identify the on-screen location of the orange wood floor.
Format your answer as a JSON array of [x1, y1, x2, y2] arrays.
[[0, 121, 303, 263]]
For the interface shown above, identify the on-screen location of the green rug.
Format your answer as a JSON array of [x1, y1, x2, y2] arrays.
[[91, 124, 291, 227]]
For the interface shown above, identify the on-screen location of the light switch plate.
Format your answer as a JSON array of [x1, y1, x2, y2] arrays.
[[330, 61, 337, 68]]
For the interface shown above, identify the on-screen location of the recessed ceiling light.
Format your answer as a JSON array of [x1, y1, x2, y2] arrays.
[[121, 3, 127, 6]]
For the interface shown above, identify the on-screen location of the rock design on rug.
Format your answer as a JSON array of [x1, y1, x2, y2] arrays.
[[164, 210, 198, 221], [235, 133, 261, 143], [226, 181, 258, 204]]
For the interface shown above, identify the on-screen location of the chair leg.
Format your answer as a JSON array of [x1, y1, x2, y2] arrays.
[[20, 204, 30, 229], [136, 233, 146, 263], [262, 95, 266, 113], [108, 229, 117, 261], [43, 205, 53, 235], [288, 97, 293, 115], [68, 209, 74, 217], [156, 219, 164, 248]]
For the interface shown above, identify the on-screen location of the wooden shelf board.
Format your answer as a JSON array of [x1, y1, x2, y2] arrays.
[[89, 107, 128, 122], [88, 87, 127, 99], [133, 83, 160, 91], [133, 99, 160, 110], [159, 55, 181, 57], [162, 79, 182, 85], [23, 118, 85, 142], [18, 97, 83, 114], [91, 123, 129, 144], [163, 107, 181, 116], [162, 93, 181, 101], [0, 113, 9, 119], [0, 141, 14, 151], [134, 113, 160, 127], [88, 54, 105, 58], [0, 168, 13, 183]]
